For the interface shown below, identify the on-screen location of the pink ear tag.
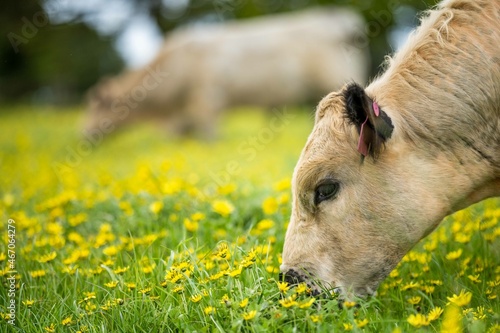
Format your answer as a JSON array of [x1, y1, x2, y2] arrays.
[[373, 101, 380, 116], [357, 116, 369, 157]]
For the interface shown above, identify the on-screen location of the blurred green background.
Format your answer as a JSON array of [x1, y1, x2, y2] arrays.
[[1, 0, 436, 106]]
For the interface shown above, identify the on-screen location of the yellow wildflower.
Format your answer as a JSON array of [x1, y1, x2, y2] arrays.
[[447, 290, 472, 307], [212, 200, 234, 217], [279, 295, 298, 308], [104, 281, 118, 288], [126, 282, 136, 290], [239, 298, 249, 308], [256, 218, 274, 231], [467, 274, 481, 283], [61, 316, 73, 326], [473, 306, 486, 320], [343, 301, 357, 308], [277, 281, 289, 293], [407, 313, 430, 327], [428, 307, 444, 321], [37, 251, 57, 263], [408, 296, 421, 305], [173, 285, 184, 293], [355, 318, 369, 328], [220, 294, 231, 307], [262, 197, 278, 215], [445, 249, 463, 260], [102, 245, 119, 256], [190, 294, 202, 303], [242, 310, 257, 321], [149, 201, 163, 214], [440, 304, 462, 333], [29, 270, 46, 278], [44, 324, 56, 332], [310, 314, 322, 323], [343, 323, 353, 331], [23, 300, 35, 307], [273, 178, 290, 191], [183, 218, 199, 232], [187, 211, 203, 220], [229, 267, 242, 278], [295, 283, 309, 294], [204, 306, 216, 315], [113, 266, 129, 275], [298, 298, 315, 309]]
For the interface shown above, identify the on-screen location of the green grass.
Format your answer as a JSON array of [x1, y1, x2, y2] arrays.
[[0, 106, 499, 332]]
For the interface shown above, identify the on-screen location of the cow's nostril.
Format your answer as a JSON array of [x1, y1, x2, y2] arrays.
[[281, 269, 307, 285]]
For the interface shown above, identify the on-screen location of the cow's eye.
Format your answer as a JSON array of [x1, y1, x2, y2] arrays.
[[314, 181, 340, 206]]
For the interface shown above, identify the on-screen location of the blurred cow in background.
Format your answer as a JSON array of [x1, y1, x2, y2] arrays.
[[85, 8, 369, 138]]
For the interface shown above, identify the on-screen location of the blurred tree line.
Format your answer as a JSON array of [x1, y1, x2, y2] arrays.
[[1, 0, 435, 105]]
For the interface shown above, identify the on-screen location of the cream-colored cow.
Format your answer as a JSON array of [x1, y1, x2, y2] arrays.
[[281, 0, 500, 297], [85, 8, 368, 139]]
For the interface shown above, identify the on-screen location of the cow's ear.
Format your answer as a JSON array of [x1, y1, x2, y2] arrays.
[[343, 83, 394, 159]]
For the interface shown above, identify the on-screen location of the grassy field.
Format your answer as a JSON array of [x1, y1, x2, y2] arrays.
[[0, 106, 499, 332]]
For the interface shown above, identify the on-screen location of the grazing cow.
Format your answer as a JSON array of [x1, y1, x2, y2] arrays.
[[280, 0, 500, 298], [84, 8, 368, 139]]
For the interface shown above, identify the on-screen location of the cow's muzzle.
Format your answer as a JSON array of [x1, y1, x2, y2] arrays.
[[279, 269, 323, 296]]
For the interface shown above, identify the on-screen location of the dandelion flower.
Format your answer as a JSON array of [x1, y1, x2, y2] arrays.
[[173, 285, 184, 293], [310, 314, 322, 323], [355, 318, 369, 328], [44, 324, 56, 332], [183, 218, 199, 232], [190, 294, 202, 303], [212, 200, 234, 217], [29, 270, 46, 278], [298, 298, 315, 309], [256, 219, 274, 231], [215, 243, 231, 260], [61, 316, 73, 326], [229, 267, 242, 278], [149, 201, 163, 214], [295, 283, 309, 294], [239, 298, 249, 308], [277, 281, 289, 293], [221, 294, 231, 307], [407, 313, 430, 327], [440, 304, 462, 333], [242, 310, 257, 321], [103, 245, 119, 256], [204, 306, 216, 316], [467, 274, 481, 283], [279, 296, 298, 308], [447, 290, 472, 307], [343, 323, 353, 331], [408, 296, 421, 305], [37, 252, 57, 263], [23, 300, 35, 307], [445, 249, 463, 260], [428, 307, 444, 321], [262, 197, 278, 215], [343, 301, 357, 308], [473, 308, 486, 320], [104, 281, 118, 288]]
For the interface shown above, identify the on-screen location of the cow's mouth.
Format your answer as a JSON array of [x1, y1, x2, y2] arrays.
[[280, 268, 378, 300], [279, 268, 339, 297]]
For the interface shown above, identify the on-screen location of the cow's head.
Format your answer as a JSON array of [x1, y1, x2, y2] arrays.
[[280, 82, 454, 298], [84, 77, 130, 137]]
